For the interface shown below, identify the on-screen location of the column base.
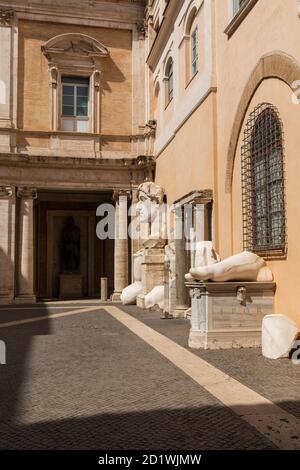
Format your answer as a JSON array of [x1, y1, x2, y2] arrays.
[[173, 305, 189, 319], [0, 293, 14, 305], [14, 295, 37, 305], [111, 292, 122, 302]]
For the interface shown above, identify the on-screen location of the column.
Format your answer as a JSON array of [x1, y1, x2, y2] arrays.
[[174, 206, 189, 318], [0, 186, 15, 304], [112, 191, 129, 301], [0, 8, 16, 151], [15, 187, 37, 304]]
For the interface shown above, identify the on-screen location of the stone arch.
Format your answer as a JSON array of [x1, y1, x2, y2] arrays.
[[184, 3, 198, 35], [225, 50, 300, 193]]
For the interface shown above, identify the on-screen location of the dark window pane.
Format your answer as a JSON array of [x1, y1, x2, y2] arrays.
[[76, 106, 88, 117], [63, 85, 74, 96], [63, 95, 74, 106], [62, 76, 89, 85], [77, 86, 89, 97], [76, 96, 88, 107], [62, 105, 74, 116]]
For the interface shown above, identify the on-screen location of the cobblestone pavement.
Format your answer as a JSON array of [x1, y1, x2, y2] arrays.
[[0, 302, 297, 449], [121, 306, 300, 419]]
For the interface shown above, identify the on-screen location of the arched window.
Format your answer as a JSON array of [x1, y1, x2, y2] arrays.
[[190, 25, 198, 77], [185, 6, 198, 83], [241, 103, 286, 257], [165, 59, 174, 105], [153, 82, 160, 132]]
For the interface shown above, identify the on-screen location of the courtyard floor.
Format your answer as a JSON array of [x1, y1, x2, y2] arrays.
[[0, 301, 299, 450]]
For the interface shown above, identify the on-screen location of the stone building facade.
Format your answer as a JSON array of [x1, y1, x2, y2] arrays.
[[0, 0, 300, 330], [147, 0, 300, 327], [0, 0, 152, 303]]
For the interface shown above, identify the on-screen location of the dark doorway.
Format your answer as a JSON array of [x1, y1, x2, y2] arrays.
[[35, 190, 114, 300]]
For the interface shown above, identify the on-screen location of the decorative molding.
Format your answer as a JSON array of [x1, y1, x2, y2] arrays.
[[113, 189, 132, 202], [0, 186, 13, 199], [41, 33, 109, 65], [49, 66, 58, 89], [136, 21, 146, 37], [93, 70, 101, 91], [189, 288, 203, 300], [17, 187, 37, 200], [0, 9, 14, 26], [174, 189, 213, 207], [42, 34, 108, 133]]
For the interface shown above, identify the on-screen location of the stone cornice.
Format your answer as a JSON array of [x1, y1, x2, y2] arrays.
[[0, 153, 154, 172], [0, 1, 145, 27], [147, 0, 184, 71], [174, 190, 213, 206]]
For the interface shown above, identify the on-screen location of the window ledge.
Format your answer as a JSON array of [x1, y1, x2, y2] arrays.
[[164, 97, 173, 110], [185, 70, 199, 89], [224, 0, 259, 39]]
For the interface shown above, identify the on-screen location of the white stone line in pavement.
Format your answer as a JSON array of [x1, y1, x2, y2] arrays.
[[0, 306, 100, 311], [104, 306, 300, 450], [0, 306, 101, 328]]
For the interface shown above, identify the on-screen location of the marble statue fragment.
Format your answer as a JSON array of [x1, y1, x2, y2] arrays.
[[186, 250, 273, 283], [262, 314, 298, 359]]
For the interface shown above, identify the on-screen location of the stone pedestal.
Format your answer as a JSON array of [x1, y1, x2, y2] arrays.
[[59, 274, 83, 299], [186, 281, 276, 349], [137, 247, 165, 309]]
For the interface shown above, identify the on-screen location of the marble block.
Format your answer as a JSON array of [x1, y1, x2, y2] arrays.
[[186, 281, 276, 349], [136, 247, 165, 309], [262, 314, 298, 359]]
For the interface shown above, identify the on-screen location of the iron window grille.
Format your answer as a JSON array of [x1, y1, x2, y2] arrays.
[[241, 103, 287, 259]]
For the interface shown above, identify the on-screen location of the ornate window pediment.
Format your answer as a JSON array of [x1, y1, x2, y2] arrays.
[[42, 33, 109, 68]]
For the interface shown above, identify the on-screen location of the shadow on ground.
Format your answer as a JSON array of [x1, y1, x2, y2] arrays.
[[0, 304, 51, 424], [0, 404, 296, 450]]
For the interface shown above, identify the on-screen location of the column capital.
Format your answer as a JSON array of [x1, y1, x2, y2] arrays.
[[17, 187, 37, 200], [0, 186, 13, 199], [0, 9, 14, 26], [113, 189, 131, 202]]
